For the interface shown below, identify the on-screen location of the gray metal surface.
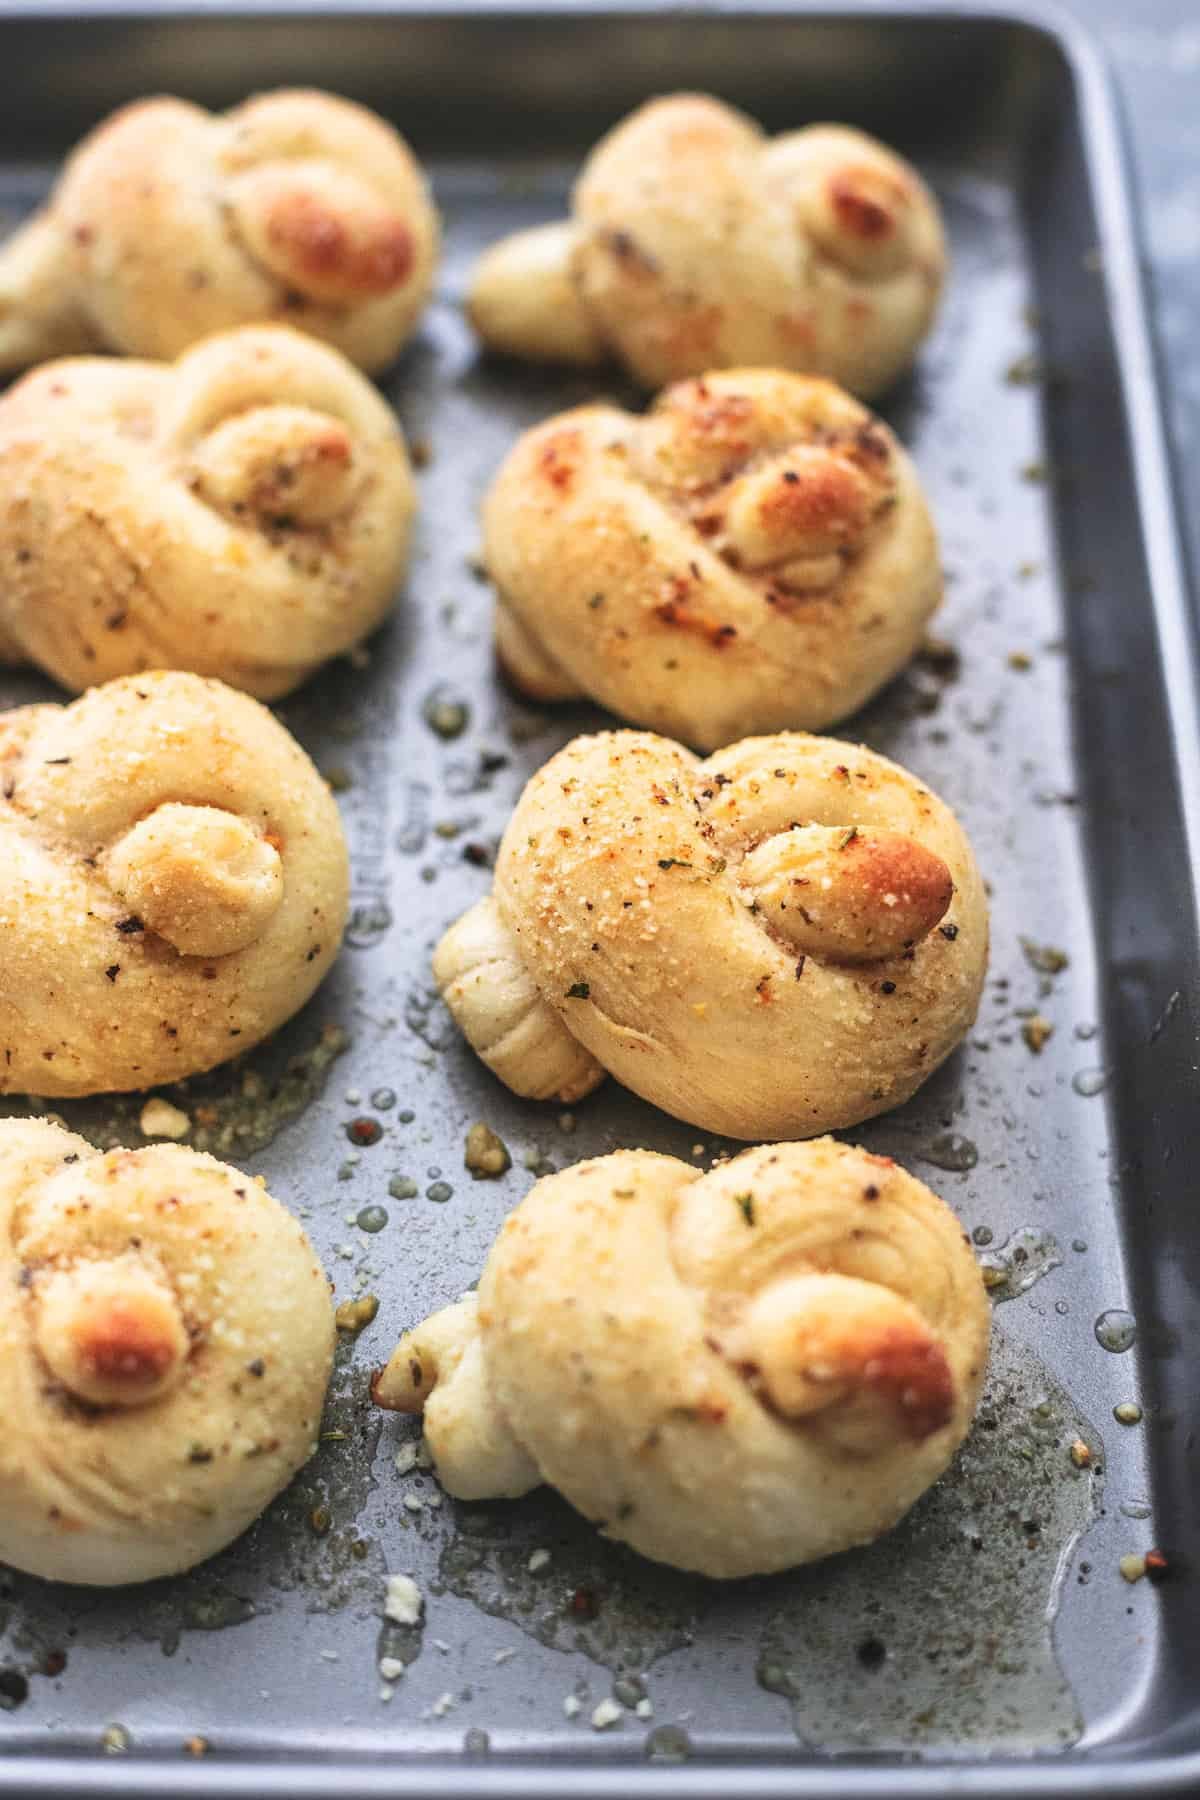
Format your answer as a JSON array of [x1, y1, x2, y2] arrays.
[[1, 7, 1198, 1797], [1073, 0, 1200, 639]]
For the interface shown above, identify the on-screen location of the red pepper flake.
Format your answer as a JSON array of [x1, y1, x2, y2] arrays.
[[346, 1117, 382, 1147], [537, 433, 579, 491], [104, 964, 120, 983], [569, 1586, 600, 1619], [655, 595, 738, 649], [1144, 1549, 1171, 1583]]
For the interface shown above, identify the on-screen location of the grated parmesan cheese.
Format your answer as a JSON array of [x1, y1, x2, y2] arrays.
[[383, 1573, 423, 1626]]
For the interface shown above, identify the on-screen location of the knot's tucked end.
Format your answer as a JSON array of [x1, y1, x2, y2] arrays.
[[372, 1326, 439, 1414], [720, 436, 894, 586], [33, 1255, 190, 1408], [434, 896, 605, 1105], [810, 162, 921, 277], [738, 1270, 955, 1454], [227, 164, 416, 303], [190, 403, 360, 525], [467, 221, 606, 366], [372, 1298, 541, 1501], [739, 824, 952, 963], [106, 802, 284, 957]]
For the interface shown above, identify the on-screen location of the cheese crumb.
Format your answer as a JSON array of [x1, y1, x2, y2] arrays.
[[635, 1697, 654, 1719], [431, 1692, 455, 1718], [527, 1547, 551, 1573], [563, 1695, 582, 1719], [379, 1657, 405, 1682], [591, 1698, 623, 1730], [394, 1439, 435, 1476], [139, 1097, 190, 1140], [383, 1573, 423, 1625]]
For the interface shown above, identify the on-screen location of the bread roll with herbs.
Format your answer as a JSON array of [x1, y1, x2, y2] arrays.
[[485, 368, 939, 746], [0, 89, 439, 376], [469, 95, 945, 399], [0, 1118, 334, 1585], [0, 325, 414, 698], [0, 670, 348, 1097], [375, 1140, 990, 1578], [434, 729, 986, 1138]]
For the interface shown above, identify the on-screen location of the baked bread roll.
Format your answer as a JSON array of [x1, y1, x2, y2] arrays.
[[434, 729, 986, 1137], [469, 95, 945, 399], [0, 325, 414, 698], [375, 1140, 990, 1578], [485, 368, 939, 746], [0, 670, 348, 1097], [0, 1118, 334, 1585], [0, 89, 439, 377]]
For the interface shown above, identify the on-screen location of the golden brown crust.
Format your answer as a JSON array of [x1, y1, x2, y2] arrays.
[[483, 369, 940, 748], [375, 1140, 990, 1577], [0, 670, 349, 1097], [740, 825, 953, 962], [468, 96, 945, 398], [0, 1119, 334, 1584], [237, 171, 415, 300], [435, 728, 987, 1139], [0, 325, 415, 698], [0, 89, 440, 376]]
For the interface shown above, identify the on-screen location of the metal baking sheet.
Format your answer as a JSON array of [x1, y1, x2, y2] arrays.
[[1, 5, 1198, 1797]]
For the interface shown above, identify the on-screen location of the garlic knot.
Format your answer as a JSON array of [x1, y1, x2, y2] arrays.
[[374, 1140, 990, 1577]]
